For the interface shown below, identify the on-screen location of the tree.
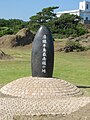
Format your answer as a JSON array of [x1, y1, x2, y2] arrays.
[[51, 13, 88, 38], [29, 6, 59, 31]]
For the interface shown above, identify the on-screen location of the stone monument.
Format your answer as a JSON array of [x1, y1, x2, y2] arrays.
[[0, 26, 82, 99], [31, 25, 54, 77]]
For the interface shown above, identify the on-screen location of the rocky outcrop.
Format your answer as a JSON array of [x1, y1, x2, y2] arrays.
[[0, 28, 34, 48], [14, 28, 34, 47], [0, 49, 12, 59]]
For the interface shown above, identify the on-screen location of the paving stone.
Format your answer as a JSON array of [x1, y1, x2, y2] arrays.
[[0, 97, 90, 120], [0, 77, 90, 120], [0, 77, 82, 98]]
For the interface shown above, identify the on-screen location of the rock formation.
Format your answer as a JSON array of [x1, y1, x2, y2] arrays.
[[0, 49, 12, 59], [0, 28, 34, 48]]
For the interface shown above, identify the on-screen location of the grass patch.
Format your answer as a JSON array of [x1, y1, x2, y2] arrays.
[[0, 48, 90, 86], [0, 48, 31, 84], [54, 51, 90, 85]]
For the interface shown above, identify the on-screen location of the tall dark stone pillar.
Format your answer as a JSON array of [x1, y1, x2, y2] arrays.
[[31, 26, 54, 77]]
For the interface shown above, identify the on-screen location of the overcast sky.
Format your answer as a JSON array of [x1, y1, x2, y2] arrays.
[[0, 0, 86, 21]]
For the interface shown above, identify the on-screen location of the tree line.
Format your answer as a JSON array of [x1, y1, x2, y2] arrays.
[[0, 6, 88, 38]]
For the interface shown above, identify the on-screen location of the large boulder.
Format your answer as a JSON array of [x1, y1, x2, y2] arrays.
[[14, 28, 34, 47], [0, 28, 34, 48]]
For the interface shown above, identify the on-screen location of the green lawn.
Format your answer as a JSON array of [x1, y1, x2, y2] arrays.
[[0, 48, 31, 84], [54, 51, 90, 85], [0, 48, 90, 86]]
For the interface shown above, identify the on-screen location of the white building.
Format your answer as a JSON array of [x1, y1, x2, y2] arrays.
[[57, 1, 90, 23]]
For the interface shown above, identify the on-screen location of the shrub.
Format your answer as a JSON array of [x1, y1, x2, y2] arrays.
[[64, 40, 86, 52]]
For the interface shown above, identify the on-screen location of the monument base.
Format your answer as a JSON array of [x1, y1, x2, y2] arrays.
[[0, 77, 82, 98]]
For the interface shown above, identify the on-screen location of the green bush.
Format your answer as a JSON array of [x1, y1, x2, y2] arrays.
[[0, 27, 13, 37], [85, 45, 90, 50], [64, 40, 86, 52], [0, 19, 28, 37]]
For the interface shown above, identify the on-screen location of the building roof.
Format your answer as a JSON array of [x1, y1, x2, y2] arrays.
[[57, 9, 79, 15]]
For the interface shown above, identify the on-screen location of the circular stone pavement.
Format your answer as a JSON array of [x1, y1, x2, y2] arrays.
[[0, 97, 90, 120], [0, 77, 82, 98], [0, 77, 90, 120]]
